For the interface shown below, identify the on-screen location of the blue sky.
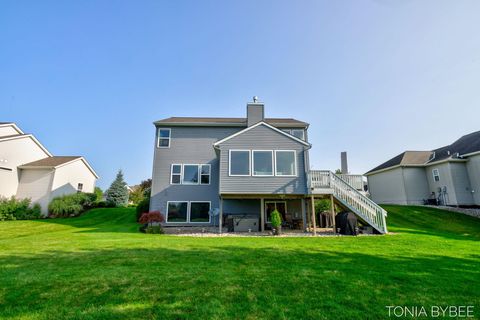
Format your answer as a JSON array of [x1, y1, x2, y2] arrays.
[[1, 0, 479, 189]]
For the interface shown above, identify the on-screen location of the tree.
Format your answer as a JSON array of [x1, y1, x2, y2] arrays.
[[93, 187, 103, 202], [335, 169, 342, 174], [105, 170, 129, 207]]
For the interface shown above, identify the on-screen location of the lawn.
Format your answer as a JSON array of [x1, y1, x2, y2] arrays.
[[0, 205, 479, 319]]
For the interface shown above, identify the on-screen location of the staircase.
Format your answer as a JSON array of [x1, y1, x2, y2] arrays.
[[309, 171, 388, 234]]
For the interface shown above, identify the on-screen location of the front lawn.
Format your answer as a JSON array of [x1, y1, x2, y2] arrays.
[[0, 206, 479, 319]]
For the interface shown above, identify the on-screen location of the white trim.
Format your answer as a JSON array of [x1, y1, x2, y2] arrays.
[[0, 122, 24, 134], [18, 157, 99, 179], [229, 149, 251, 176], [157, 128, 171, 148], [214, 121, 311, 148], [252, 150, 274, 177], [461, 150, 480, 157], [264, 201, 287, 223], [0, 134, 52, 157], [274, 150, 297, 177], [166, 201, 189, 223], [432, 168, 440, 182], [170, 164, 182, 185], [189, 201, 211, 223]]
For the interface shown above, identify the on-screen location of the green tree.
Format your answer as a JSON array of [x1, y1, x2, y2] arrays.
[[93, 187, 103, 202], [105, 170, 129, 207]]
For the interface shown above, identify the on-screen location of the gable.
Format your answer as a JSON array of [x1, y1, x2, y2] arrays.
[[214, 122, 310, 148]]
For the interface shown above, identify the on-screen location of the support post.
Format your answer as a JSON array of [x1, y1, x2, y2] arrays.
[[330, 194, 336, 234], [301, 198, 307, 231], [219, 196, 223, 234], [310, 195, 317, 236], [260, 198, 265, 232]]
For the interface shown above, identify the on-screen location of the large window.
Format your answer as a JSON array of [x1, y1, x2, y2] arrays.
[[166, 201, 210, 223], [252, 150, 273, 176], [170, 164, 210, 185], [157, 128, 171, 148], [190, 202, 211, 223], [229, 150, 250, 176], [275, 151, 297, 176], [166, 201, 188, 222]]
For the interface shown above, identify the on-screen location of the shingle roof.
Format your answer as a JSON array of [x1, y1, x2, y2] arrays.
[[20, 156, 82, 168], [366, 151, 432, 174], [154, 117, 308, 127], [366, 130, 480, 174]]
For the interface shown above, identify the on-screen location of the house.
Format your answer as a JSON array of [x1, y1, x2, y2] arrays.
[[365, 131, 480, 206], [0, 122, 99, 214], [150, 98, 388, 234]]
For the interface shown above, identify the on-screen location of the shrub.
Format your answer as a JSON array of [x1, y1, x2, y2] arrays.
[[139, 211, 165, 234], [270, 209, 282, 235], [136, 197, 150, 221], [145, 225, 164, 234], [48, 193, 96, 217], [0, 197, 42, 221]]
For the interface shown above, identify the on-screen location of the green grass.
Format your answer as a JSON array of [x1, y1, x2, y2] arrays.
[[0, 206, 479, 319]]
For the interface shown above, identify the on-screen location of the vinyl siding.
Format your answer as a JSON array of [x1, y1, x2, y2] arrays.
[[449, 162, 474, 205], [218, 124, 308, 194], [367, 168, 408, 204], [0, 126, 20, 137], [16, 169, 54, 214], [150, 126, 240, 225], [402, 167, 430, 205], [50, 160, 97, 199], [426, 163, 458, 205], [466, 154, 480, 205]]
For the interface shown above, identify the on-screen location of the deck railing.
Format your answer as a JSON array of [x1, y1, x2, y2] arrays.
[[308, 170, 388, 234]]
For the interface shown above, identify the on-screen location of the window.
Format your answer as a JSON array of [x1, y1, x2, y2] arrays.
[[291, 129, 305, 140], [190, 202, 211, 223], [252, 150, 273, 176], [183, 165, 199, 184], [229, 150, 250, 176], [166, 201, 210, 223], [157, 128, 171, 148], [167, 201, 188, 222], [275, 151, 297, 176], [77, 183, 83, 192], [171, 164, 182, 184], [200, 165, 210, 184], [433, 169, 440, 182]]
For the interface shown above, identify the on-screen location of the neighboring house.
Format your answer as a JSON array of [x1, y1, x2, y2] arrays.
[[150, 99, 388, 233], [0, 122, 99, 214], [366, 131, 480, 206]]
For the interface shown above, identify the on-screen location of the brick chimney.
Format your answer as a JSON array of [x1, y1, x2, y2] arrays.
[[246, 96, 264, 126]]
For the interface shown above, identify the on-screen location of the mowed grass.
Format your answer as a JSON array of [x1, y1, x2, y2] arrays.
[[0, 206, 479, 319]]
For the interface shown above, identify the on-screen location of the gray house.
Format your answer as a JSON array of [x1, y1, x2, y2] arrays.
[[150, 98, 388, 234], [366, 131, 480, 206]]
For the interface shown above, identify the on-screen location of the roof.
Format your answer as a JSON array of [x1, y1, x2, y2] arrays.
[[0, 122, 13, 125], [366, 130, 480, 175], [154, 117, 308, 128], [213, 121, 311, 148], [20, 156, 82, 167], [366, 151, 433, 174], [19, 156, 99, 179]]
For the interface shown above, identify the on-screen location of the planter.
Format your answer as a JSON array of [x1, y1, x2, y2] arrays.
[[272, 225, 282, 235]]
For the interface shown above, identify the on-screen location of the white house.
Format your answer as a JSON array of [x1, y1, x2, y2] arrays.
[[0, 122, 99, 214]]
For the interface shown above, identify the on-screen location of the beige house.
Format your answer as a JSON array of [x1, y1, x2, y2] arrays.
[[366, 131, 480, 206], [0, 122, 98, 214]]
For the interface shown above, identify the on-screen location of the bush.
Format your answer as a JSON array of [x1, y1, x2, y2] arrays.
[[136, 197, 150, 222], [270, 209, 282, 235], [145, 225, 164, 234], [48, 193, 97, 217], [139, 211, 165, 234], [0, 197, 42, 221]]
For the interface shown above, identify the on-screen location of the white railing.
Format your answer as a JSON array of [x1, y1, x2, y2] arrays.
[[309, 170, 388, 234], [338, 174, 364, 191]]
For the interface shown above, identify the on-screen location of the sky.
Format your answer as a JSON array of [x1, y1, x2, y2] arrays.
[[1, 0, 480, 189]]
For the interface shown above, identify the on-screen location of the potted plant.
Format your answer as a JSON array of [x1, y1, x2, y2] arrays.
[[270, 209, 282, 235]]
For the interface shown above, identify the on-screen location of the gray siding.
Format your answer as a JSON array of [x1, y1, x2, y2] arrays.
[[367, 168, 408, 204], [425, 163, 458, 205], [402, 167, 430, 205], [466, 154, 480, 205], [449, 162, 474, 205], [150, 126, 240, 224], [218, 125, 308, 195]]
